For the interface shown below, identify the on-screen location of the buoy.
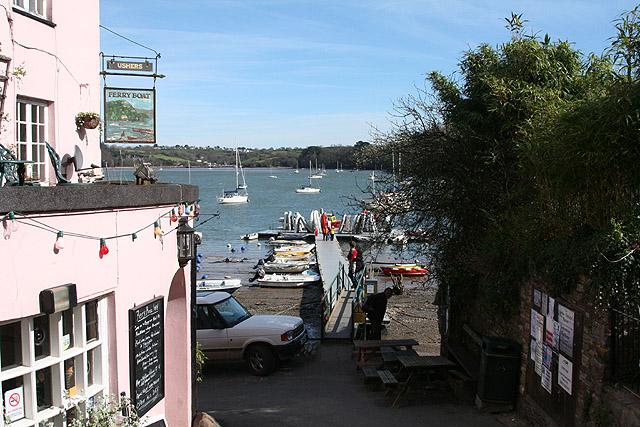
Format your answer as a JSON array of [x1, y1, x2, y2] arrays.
[[257, 242, 262, 247], [198, 253, 204, 257], [231, 248, 237, 252], [202, 275, 209, 279], [227, 243, 231, 248], [241, 246, 246, 251], [196, 265, 200, 272]]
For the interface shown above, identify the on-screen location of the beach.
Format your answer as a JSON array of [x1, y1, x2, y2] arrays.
[[231, 274, 441, 354]]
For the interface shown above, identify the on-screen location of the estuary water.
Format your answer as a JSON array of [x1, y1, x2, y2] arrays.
[[155, 167, 377, 279]]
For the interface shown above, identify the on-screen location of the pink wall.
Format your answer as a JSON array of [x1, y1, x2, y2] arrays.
[[0, 0, 102, 183], [1, 206, 193, 423]]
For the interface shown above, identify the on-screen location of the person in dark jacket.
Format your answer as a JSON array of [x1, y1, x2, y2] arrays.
[[364, 287, 393, 340]]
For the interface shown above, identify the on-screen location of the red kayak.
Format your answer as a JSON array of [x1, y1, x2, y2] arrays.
[[380, 265, 427, 276]]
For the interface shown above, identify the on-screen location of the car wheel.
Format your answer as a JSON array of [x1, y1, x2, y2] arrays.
[[246, 344, 276, 376]]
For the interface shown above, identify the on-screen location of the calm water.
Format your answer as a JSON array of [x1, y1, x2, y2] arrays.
[[155, 167, 376, 278]]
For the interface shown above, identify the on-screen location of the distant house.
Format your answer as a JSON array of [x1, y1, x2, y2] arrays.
[[0, 2, 198, 426]]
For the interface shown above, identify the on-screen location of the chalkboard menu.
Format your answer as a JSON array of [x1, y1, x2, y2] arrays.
[[129, 296, 164, 417]]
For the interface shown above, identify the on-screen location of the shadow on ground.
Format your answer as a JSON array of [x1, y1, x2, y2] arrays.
[[197, 341, 505, 427]]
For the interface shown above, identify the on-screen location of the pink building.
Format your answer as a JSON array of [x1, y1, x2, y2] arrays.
[[0, 2, 197, 426]]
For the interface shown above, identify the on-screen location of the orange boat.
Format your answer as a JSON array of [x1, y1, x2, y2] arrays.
[[380, 264, 427, 276]]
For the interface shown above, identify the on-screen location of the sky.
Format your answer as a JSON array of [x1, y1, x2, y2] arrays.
[[99, 1, 639, 149]]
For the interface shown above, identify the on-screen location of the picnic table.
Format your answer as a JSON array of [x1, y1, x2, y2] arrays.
[[353, 339, 419, 367], [392, 354, 456, 408]]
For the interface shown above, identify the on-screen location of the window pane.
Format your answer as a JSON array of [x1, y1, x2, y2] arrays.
[[34, 315, 50, 359], [18, 102, 25, 121], [14, 1, 25, 9], [62, 309, 74, 350], [87, 349, 94, 386], [2, 377, 24, 422], [85, 300, 98, 343], [31, 142, 37, 158], [18, 143, 26, 160], [38, 105, 45, 123], [36, 366, 52, 411], [18, 123, 26, 142], [0, 322, 22, 369], [39, 125, 45, 142], [38, 144, 44, 163], [64, 358, 76, 396]]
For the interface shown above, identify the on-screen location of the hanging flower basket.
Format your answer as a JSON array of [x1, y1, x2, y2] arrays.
[[75, 112, 101, 130]]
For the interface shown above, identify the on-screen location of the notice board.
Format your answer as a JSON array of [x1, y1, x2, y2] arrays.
[[129, 296, 165, 417]]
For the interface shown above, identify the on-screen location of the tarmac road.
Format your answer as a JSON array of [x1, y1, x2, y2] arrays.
[[196, 341, 505, 427]]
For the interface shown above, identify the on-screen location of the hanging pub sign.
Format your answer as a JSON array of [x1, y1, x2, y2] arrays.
[[104, 87, 156, 144], [107, 59, 154, 73]]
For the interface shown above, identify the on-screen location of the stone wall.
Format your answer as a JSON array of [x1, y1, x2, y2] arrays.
[[450, 274, 639, 425]]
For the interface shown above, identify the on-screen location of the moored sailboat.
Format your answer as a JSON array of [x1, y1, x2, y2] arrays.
[[217, 144, 248, 204]]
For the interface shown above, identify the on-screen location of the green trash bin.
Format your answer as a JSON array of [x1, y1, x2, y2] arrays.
[[476, 336, 520, 404]]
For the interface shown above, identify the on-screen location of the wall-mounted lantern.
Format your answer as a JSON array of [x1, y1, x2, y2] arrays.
[[177, 217, 195, 268], [40, 284, 77, 314]]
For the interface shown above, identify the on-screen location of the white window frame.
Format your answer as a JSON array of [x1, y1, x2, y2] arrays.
[[13, 0, 48, 19], [16, 99, 49, 183], [0, 298, 109, 427]]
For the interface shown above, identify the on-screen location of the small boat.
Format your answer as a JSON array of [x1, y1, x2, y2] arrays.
[[272, 243, 315, 253], [241, 232, 259, 240], [262, 262, 314, 274], [272, 252, 313, 261], [380, 264, 428, 276], [257, 271, 321, 288], [196, 278, 242, 293], [269, 166, 277, 179], [266, 239, 308, 247]]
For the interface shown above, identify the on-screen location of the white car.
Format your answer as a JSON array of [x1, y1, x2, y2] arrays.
[[196, 290, 307, 376]]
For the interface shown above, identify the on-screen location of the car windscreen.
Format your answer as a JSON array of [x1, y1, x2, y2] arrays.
[[213, 296, 251, 327]]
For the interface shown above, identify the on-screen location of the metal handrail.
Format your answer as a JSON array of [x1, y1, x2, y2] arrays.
[[322, 262, 346, 328]]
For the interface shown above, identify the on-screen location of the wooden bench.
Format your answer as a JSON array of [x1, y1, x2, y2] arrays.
[[377, 370, 398, 394], [353, 339, 419, 368], [444, 324, 481, 381], [361, 365, 380, 383]]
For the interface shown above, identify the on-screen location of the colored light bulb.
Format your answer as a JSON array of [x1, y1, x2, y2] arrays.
[[132, 232, 137, 241], [154, 221, 163, 237], [2, 221, 10, 240], [7, 212, 18, 232], [99, 238, 109, 258], [54, 231, 64, 250]]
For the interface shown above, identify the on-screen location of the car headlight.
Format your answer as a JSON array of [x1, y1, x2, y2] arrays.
[[281, 330, 294, 341]]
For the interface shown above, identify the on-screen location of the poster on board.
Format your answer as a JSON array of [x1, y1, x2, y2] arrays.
[[558, 354, 573, 395], [104, 87, 156, 144], [558, 304, 575, 357]]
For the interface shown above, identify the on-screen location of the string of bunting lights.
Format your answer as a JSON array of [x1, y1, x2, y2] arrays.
[[0, 200, 219, 258]]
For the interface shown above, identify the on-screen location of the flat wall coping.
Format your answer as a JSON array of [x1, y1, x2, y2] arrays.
[[0, 182, 199, 214]]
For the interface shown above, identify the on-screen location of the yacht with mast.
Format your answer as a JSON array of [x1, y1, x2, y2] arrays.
[[217, 145, 248, 204]]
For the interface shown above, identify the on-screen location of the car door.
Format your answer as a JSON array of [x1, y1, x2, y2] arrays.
[[196, 304, 229, 360]]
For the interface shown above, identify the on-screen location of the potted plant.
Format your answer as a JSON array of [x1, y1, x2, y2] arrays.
[[75, 112, 101, 130]]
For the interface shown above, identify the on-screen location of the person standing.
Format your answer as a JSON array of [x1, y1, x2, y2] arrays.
[[321, 212, 329, 241], [348, 241, 358, 286], [364, 288, 394, 340]]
